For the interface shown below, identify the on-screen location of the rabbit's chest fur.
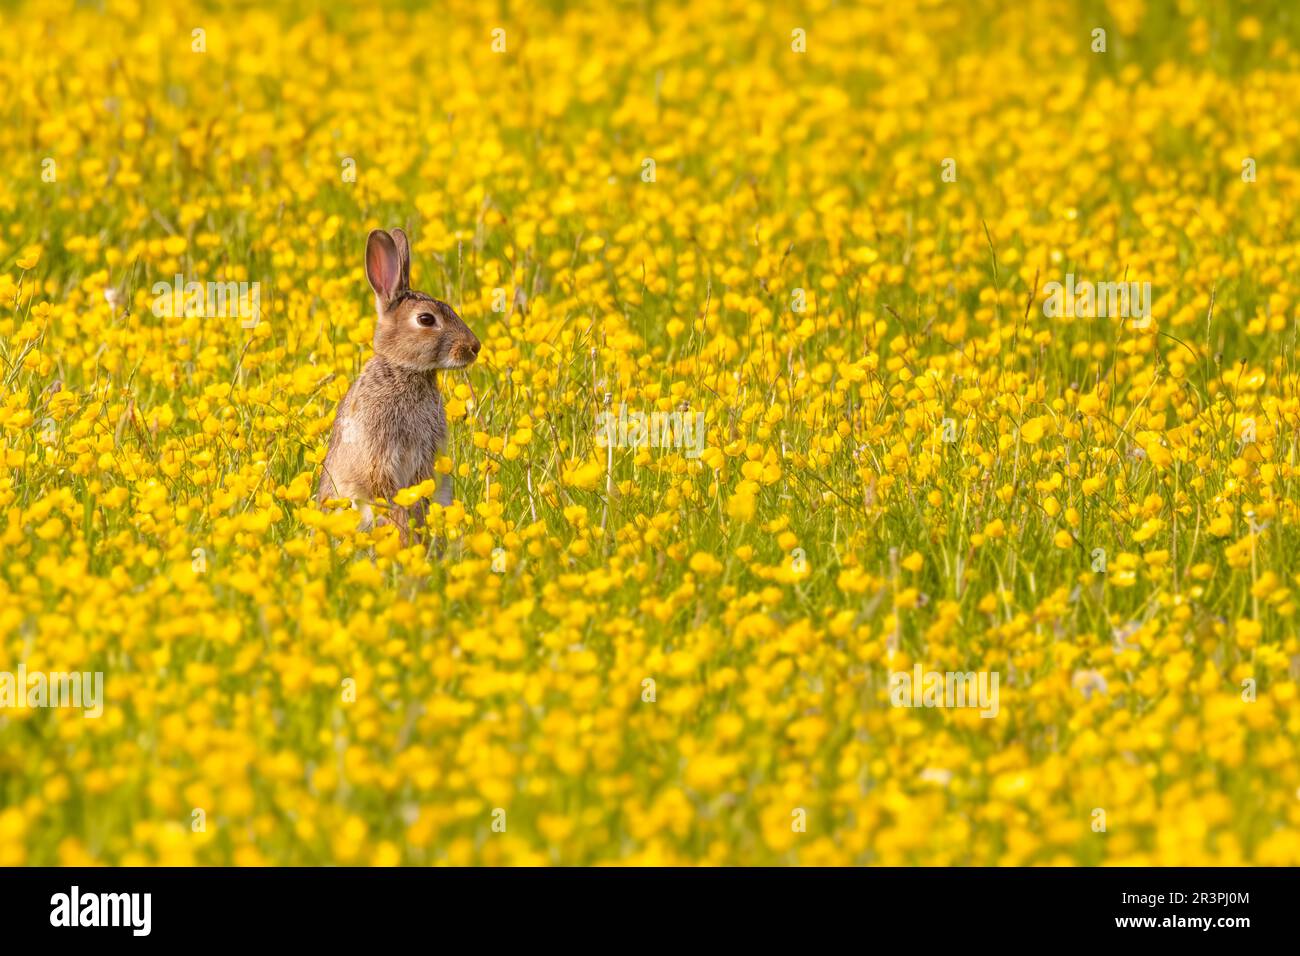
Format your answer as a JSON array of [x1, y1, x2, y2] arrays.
[[321, 357, 445, 502]]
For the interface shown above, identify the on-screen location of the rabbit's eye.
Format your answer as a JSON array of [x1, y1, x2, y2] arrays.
[[417, 312, 439, 328]]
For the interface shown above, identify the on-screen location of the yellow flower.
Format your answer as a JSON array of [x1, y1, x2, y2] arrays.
[[688, 552, 723, 576], [1019, 415, 1053, 444]]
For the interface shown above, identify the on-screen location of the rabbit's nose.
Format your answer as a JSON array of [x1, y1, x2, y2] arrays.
[[471, 340, 481, 355]]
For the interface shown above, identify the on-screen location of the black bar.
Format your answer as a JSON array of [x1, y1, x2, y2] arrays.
[[0, 866, 1291, 942]]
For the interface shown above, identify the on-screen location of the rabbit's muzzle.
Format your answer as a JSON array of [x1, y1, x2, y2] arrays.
[[449, 335, 481, 368]]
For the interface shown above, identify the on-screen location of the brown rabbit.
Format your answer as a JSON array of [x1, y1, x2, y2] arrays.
[[317, 228, 480, 543]]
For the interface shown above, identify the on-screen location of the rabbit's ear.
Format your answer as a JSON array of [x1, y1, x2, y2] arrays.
[[389, 228, 411, 290], [365, 230, 404, 303]]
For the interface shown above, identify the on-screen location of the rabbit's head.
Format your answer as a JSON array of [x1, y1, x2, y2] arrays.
[[364, 228, 481, 371]]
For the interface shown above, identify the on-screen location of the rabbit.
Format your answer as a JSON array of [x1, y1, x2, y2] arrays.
[[317, 227, 480, 544]]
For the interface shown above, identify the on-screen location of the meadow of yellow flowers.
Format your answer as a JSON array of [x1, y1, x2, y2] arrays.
[[1, 0, 1299, 867]]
